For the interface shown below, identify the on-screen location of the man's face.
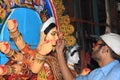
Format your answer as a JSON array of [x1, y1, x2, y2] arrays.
[[92, 40, 104, 61]]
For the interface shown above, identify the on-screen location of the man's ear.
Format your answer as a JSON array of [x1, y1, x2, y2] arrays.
[[102, 45, 108, 54]]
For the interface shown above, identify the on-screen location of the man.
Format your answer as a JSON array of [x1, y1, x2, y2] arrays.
[[56, 33, 120, 80]]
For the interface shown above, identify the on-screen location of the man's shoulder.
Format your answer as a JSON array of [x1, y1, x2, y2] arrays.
[[112, 62, 120, 70]]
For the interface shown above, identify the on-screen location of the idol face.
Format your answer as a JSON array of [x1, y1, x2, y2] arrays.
[[45, 27, 58, 47]]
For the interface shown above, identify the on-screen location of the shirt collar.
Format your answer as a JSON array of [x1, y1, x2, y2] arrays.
[[101, 60, 119, 76]]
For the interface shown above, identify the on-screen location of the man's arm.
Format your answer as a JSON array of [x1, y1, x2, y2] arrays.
[[56, 39, 75, 80]]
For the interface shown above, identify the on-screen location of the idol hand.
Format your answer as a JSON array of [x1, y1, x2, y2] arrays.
[[0, 42, 10, 54], [7, 19, 18, 32]]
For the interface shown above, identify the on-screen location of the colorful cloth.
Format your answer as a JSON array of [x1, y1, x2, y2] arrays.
[[37, 54, 63, 80]]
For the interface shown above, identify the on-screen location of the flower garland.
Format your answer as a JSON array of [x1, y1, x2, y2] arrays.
[[52, 0, 76, 46]]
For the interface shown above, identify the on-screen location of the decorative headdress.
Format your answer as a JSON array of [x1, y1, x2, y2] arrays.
[[41, 17, 56, 34]]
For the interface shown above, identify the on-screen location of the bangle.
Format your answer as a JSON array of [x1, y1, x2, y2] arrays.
[[6, 66, 12, 75], [11, 51, 22, 61], [6, 49, 14, 57], [35, 53, 46, 61], [10, 30, 21, 39], [34, 50, 47, 63], [34, 54, 46, 64]]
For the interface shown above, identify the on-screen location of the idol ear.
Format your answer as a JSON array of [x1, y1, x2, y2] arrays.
[[37, 32, 47, 50], [40, 32, 46, 44]]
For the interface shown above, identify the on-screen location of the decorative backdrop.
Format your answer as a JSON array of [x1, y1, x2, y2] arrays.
[[0, 0, 76, 64]]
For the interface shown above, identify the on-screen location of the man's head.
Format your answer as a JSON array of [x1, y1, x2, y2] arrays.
[[100, 33, 120, 56], [92, 33, 120, 65]]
